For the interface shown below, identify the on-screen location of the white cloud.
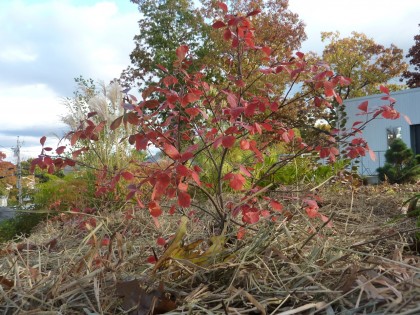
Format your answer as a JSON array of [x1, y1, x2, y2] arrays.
[[0, 0, 139, 159], [0, 0, 139, 96], [288, 0, 420, 54]]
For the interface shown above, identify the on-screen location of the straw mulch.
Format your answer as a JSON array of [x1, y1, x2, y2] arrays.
[[0, 183, 419, 314]]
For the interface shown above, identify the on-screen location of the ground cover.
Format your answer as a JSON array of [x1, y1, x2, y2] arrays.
[[0, 183, 419, 314]]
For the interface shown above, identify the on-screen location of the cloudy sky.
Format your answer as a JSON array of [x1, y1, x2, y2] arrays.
[[0, 0, 419, 161]]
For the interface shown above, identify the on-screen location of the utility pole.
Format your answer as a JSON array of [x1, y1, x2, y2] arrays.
[[13, 137, 23, 206]]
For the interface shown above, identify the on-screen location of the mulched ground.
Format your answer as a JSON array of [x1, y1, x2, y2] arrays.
[[0, 182, 419, 314]]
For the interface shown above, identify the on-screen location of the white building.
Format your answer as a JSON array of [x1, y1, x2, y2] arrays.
[[344, 87, 420, 175]]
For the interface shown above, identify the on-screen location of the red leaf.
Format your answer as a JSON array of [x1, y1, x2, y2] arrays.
[[40, 136, 46, 146], [217, 2, 228, 12], [225, 173, 246, 191], [261, 46, 271, 57], [185, 107, 200, 118], [296, 51, 305, 59], [191, 171, 201, 186], [178, 191, 191, 208], [125, 112, 139, 125], [178, 182, 188, 192], [147, 255, 157, 264], [121, 171, 134, 180], [223, 28, 232, 41], [156, 237, 166, 246], [379, 85, 389, 95], [357, 101, 368, 113], [240, 139, 250, 150], [176, 164, 190, 177], [110, 116, 123, 130], [226, 92, 238, 108], [212, 20, 226, 29], [56, 146, 66, 155], [164, 144, 181, 160], [149, 201, 162, 217], [152, 173, 171, 200], [169, 205, 176, 215], [381, 106, 400, 119], [237, 227, 246, 240], [305, 207, 319, 218], [243, 211, 260, 224], [246, 9, 261, 17], [270, 200, 283, 212], [222, 135, 236, 148], [176, 45, 189, 62]]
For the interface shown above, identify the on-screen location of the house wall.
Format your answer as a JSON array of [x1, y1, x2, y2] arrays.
[[344, 87, 420, 175], [0, 196, 7, 207]]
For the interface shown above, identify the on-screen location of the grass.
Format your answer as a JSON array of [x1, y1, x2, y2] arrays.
[[0, 183, 419, 314]]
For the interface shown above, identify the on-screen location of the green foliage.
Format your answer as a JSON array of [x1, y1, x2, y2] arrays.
[[0, 211, 47, 243], [320, 31, 407, 98], [33, 173, 90, 210], [377, 139, 420, 184], [123, 0, 211, 89]]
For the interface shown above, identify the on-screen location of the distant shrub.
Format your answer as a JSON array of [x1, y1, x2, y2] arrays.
[[0, 211, 47, 243], [377, 139, 420, 184]]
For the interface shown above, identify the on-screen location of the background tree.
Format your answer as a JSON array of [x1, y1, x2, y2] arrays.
[[0, 152, 16, 196], [200, 0, 306, 94], [377, 139, 420, 184], [401, 25, 420, 88], [123, 0, 306, 96], [319, 31, 407, 99], [121, 0, 211, 90]]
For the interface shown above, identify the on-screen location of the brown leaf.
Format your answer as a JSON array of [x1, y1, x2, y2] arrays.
[[0, 276, 14, 289], [115, 280, 177, 314]]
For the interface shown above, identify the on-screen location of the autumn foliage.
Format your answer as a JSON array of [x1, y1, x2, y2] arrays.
[[32, 2, 401, 241]]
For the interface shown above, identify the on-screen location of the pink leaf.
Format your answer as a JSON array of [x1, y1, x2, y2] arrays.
[[369, 149, 376, 161], [191, 171, 201, 186], [40, 136, 46, 146], [403, 114, 412, 124], [239, 165, 252, 177]]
